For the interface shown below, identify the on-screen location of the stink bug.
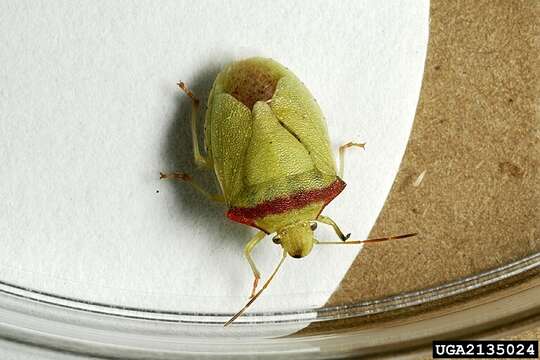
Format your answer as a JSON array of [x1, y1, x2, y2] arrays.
[[160, 57, 416, 325]]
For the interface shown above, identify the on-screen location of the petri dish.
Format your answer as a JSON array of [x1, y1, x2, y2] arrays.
[[0, 1, 538, 359]]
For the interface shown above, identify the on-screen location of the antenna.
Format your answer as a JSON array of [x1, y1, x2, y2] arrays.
[[224, 250, 288, 327], [314, 232, 417, 245]]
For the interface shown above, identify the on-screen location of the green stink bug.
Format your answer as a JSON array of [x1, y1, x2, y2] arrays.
[[160, 57, 416, 325]]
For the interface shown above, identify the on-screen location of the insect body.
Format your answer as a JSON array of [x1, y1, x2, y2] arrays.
[[161, 57, 415, 325]]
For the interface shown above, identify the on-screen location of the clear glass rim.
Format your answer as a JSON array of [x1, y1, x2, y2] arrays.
[[0, 252, 538, 358], [0, 252, 537, 325]]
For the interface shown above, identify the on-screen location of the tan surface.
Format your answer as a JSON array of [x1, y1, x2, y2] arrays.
[[506, 326, 540, 340], [324, 0, 539, 307]]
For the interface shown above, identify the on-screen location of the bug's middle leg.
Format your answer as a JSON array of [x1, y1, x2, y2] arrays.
[[244, 231, 266, 299], [338, 141, 365, 178], [177, 81, 212, 169], [159, 172, 224, 202], [317, 214, 351, 241]]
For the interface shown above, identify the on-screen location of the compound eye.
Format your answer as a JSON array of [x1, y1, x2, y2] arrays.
[[272, 235, 281, 244], [310, 222, 317, 231]]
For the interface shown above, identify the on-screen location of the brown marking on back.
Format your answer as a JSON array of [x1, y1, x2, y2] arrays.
[[228, 63, 278, 110]]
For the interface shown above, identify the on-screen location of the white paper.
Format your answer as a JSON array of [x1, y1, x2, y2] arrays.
[[0, 0, 429, 335]]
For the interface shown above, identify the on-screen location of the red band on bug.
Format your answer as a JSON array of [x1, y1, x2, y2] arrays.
[[227, 178, 346, 225]]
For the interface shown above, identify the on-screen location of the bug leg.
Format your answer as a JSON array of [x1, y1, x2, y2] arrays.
[[159, 172, 224, 202], [317, 215, 351, 241], [177, 81, 212, 170], [244, 231, 266, 299], [338, 142, 365, 178]]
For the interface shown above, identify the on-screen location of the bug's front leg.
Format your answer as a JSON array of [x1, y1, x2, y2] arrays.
[[338, 141, 365, 178], [159, 172, 224, 203], [244, 231, 266, 298], [317, 215, 351, 241], [177, 81, 212, 170]]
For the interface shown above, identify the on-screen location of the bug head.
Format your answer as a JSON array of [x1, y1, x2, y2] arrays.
[[273, 221, 317, 259]]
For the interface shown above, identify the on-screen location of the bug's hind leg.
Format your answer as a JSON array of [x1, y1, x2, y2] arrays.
[[338, 142, 365, 178], [317, 215, 351, 241], [244, 231, 266, 299], [177, 81, 212, 170], [160, 172, 224, 203]]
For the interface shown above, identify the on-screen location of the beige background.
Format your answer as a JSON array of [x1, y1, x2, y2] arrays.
[[303, 0, 538, 335]]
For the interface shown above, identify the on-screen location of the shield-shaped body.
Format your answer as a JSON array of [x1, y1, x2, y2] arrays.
[[204, 58, 345, 235]]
